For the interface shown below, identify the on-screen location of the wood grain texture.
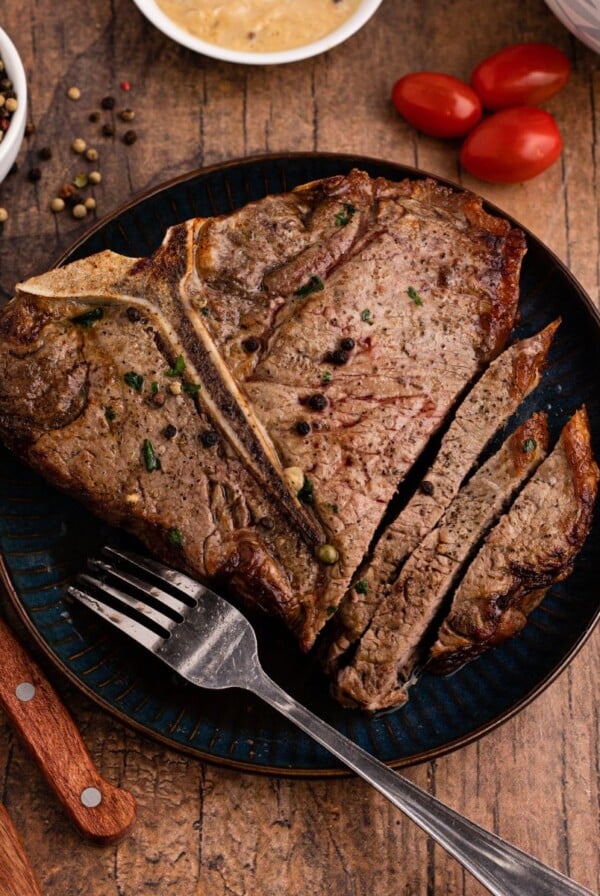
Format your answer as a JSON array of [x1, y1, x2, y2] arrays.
[[0, 803, 42, 896], [0, 0, 598, 894]]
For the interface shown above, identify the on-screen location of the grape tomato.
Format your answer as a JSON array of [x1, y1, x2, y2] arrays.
[[471, 43, 570, 110], [391, 73, 482, 139]]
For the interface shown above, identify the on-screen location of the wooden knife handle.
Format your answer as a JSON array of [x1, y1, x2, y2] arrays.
[[0, 616, 136, 844], [0, 803, 42, 896]]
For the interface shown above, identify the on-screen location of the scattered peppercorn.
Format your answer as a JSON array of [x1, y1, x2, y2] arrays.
[[58, 182, 76, 199], [72, 203, 87, 219], [164, 423, 178, 439], [67, 86, 81, 101], [200, 430, 219, 448], [330, 349, 349, 365], [38, 146, 52, 161], [296, 420, 311, 436], [120, 81, 131, 91], [119, 108, 135, 122], [340, 337, 355, 351], [24, 122, 35, 137], [88, 170, 102, 184], [101, 95, 115, 110], [84, 197, 96, 211], [85, 147, 99, 161], [88, 111, 100, 123], [27, 167, 41, 183], [71, 137, 86, 154], [126, 306, 142, 322], [259, 516, 275, 530], [65, 192, 84, 209], [4, 97, 17, 113], [420, 480, 435, 496], [0, 207, 7, 223], [73, 173, 88, 189], [316, 544, 339, 565], [242, 336, 260, 353], [122, 129, 137, 146], [308, 393, 328, 411], [101, 123, 115, 137]]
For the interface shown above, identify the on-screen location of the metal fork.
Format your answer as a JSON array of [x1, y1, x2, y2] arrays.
[[68, 546, 595, 896]]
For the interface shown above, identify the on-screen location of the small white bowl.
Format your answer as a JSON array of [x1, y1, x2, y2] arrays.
[[545, 0, 600, 54], [131, 0, 383, 65], [0, 27, 27, 184]]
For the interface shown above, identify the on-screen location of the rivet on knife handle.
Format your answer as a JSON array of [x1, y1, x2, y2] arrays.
[[0, 803, 42, 896], [0, 616, 137, 844]]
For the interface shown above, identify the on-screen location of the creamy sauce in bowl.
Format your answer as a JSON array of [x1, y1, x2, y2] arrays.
[[155, 0, 363, 52]]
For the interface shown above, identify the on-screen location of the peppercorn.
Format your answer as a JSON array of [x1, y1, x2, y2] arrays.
[[24, 122, 35, 137], [200, 430, 219, 448], [38, 146, 52, 161], [242, 336, 260, 353], [119, 108, 135, 122], [101, 123, 115, 137], [126, 306, 142, 322], [296, 420, 311, 436], [330, 349, 349, 365], [308, 393, 328, 411], [64, 192, 84, 209], [4, 97, 17, 113], [164, 424, 177, 439], [67, 86, 81, 100], [72, 203, 87, 219], [0, 207, 8, 223], [50, 197, 65, 213], [88, 111, 100, 123], [101, 95, 115, 110], [73, 173, 88, 189], [27, 168, 42, 183], [84, 197, 96, 211], [71, 137, 86, 154], [120, 81, 131, 91], [85, 147, 99, 161], [122, 129, 137, 146], [340, 337, 355, 351], [88, 171, 102, 184], [420, 480, 435, 496], [316, 544, 339, 565], [258, 516, 275, 530], [58, 182, 76, 199]]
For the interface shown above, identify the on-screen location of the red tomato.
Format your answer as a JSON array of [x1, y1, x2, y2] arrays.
[[471, 43, 570, 110], [460, 107, 562, 183], [391, 73, 482, 139]]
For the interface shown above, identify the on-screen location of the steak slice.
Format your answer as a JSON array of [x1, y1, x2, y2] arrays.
[[0, 171, 525, 650], [189, 172, 525, 644], [326, 322, 558, 669], [333, 413, 549, 710], [428, 407, 599, 675]]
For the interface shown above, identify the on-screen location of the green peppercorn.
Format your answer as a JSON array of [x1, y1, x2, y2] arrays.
[[316, 544, 339, 565]]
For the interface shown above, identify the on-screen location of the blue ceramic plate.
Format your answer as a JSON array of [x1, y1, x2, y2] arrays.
[[1, 153, 599, 775]]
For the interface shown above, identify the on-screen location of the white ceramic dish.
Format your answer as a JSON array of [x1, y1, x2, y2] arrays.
[[545, 0, 600, 54], [131, 0, 383, 65], [0, 26, 27, 184]]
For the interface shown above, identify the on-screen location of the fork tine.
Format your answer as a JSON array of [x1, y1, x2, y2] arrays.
[[77, 573, 176, 635], [89, 557, 191, 619], [67, 584, 164, 652], [103, 545, 203, 601]]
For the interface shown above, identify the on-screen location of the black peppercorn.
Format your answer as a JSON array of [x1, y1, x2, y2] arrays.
[[200, 430, 219, 448], [308, 393, 328, 411], [38, 146, 52, 161], [259, 516, 275, 530], [27, 167, 42, 183], [101, 95, 116, 110], [420, 480, 435, 496], [126, 306, 142, 322], [296, 420, 311, 436], [330, 349, 349, 365], [122, 129, 137, 146], [341, 337, 355, 351], [88, 111, 100, 123], [101, 123, 115, 137], [242, 336, 260, 353], [164, 424, 177, 439]]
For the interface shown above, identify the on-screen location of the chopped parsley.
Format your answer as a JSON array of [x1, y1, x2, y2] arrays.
[[124, 371, 144, 392], [295, 275, 324, 297], [407, 286, 423, 306], [522, 438, 537, 454], [182, 382, 201, 396], [325, 502, 340, 515], [71, 307, 104, 327], [104, 407, 116, 422], [142, 439, 161, 473], [167, 527, 183, 548], [360, 308, 374, 325], [321, 370, 333, 384], [354, 579, 369, 595], [335, 203, 356, 227], [326, 605, 337, 617], [200, 306, 211, 317], [151, 381, 159, 394], [297, 477, 314, 505], [165, 355, 186, 377]]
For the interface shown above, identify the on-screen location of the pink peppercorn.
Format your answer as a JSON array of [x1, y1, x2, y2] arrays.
[[120, 81, 131, 91]]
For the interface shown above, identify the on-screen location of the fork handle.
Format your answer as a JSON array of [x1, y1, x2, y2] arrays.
[[252, 671, 594, 896], [0, 616, 136, 844]]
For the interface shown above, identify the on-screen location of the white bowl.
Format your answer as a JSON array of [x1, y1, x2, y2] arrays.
[[545, 0, 600, 54], [0, 27, 27, 184], [131, 0, 383, 65]]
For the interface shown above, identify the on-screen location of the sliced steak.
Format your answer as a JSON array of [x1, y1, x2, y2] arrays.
[[326, 322, 558, 669], [0, 171, 525, 650], [334, 413, 549, 710], [428, 407, 599, 675]]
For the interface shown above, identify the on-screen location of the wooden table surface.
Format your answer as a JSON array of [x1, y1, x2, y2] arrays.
[[0, 1, 599, 894]]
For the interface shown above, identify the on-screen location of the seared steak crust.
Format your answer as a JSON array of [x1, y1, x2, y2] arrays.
[[333, 413, 549, 710], [428, 408, 599, 675]]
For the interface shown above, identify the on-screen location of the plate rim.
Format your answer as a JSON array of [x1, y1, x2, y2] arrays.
[[2, 151, 600, 777]]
